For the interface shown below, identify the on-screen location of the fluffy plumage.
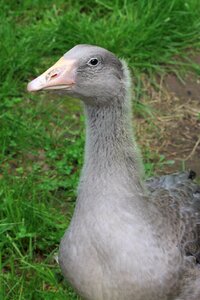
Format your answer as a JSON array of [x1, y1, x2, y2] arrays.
[[28, 45, 200, 300]]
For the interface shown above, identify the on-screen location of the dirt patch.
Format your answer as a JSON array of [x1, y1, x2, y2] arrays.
[[165, 73, 200, 101], [136, 72, 200, 176]]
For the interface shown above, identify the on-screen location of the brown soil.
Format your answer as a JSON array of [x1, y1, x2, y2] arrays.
[[136, 71, 200, 176]]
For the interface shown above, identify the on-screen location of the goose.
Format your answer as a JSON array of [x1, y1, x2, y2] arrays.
[[27, 44, 200, 300]]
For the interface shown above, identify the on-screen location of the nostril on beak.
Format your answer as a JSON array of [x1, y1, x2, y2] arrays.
[[47, 69, 60, 81], [51, 73, 58, 79]]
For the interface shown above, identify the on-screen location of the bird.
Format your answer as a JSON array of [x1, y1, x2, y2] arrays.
[[27, 44, 200, 300]]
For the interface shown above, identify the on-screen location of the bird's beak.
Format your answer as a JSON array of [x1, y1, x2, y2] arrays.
[[27, 57, 76, 92]]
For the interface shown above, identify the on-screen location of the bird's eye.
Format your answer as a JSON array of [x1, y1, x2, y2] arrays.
[[88, 58, 99, 66]]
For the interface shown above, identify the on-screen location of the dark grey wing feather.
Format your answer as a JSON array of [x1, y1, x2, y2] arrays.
[[145, 171, 196, 191], [146, 171, 200, 263]]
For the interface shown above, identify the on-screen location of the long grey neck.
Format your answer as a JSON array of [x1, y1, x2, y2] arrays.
[[79, 91, 144, 195]]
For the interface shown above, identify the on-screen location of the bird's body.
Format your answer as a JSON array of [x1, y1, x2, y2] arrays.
[[28, 45, 200, 300]]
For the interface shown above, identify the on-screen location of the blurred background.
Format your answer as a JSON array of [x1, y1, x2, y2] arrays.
[[1, 0, 200, 299]]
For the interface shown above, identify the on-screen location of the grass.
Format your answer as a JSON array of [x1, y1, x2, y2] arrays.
[[1, 0, 200, 299]]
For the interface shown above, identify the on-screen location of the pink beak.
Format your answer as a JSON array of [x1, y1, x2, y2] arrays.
[[27, 56, 76, 92]]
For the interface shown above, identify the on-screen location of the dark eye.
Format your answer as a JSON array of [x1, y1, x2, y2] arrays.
[[88, 58, 99, 66]]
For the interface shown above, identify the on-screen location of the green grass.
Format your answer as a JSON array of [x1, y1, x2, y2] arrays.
[[1, 0, 200, 298]]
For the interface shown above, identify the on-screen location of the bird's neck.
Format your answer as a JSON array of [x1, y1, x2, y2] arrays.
[[79, 93, 144, 196]]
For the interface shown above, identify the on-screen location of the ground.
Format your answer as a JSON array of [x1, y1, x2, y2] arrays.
[[136, 67, 200, 176]]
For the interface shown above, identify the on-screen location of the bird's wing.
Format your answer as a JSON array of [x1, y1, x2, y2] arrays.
[[146, 171, 200, 263]]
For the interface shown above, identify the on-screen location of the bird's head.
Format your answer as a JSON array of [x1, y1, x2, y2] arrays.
[[27, 45, 127, 105]]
